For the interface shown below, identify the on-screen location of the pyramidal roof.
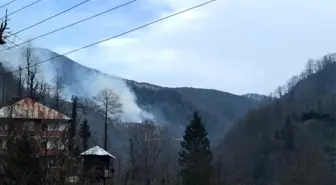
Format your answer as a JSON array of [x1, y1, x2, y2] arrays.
[[0, 97, 70, 120], [80, 145, 116, 159]]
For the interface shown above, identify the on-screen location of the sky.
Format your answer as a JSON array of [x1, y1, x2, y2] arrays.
[[1, 0, 335, 95]]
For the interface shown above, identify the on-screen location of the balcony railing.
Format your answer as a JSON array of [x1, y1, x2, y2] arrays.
[[40, 131, 66, 137]]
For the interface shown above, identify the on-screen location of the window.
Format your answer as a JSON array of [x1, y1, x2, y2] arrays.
[[42, 123, 48, 132], [0, 140, 6, 149], [68, 176, 79, 183], [59, 143, 65, 150], [41, 139, 58, 149], [41, 140, 47, 149], [58, 124, 68, 131], [0, 124, 7, 131], [23, 121, 34, 131], [47, 124, 59, 131], [48, 160, 57, 168], [95, 166, 103, 176], [47, 139, 58, 149]]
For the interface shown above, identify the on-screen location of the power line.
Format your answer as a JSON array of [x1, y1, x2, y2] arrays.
[[0, 0, 17, 9], [6, 0, 216, 75], [0, 0, 137, 53], [2, 0, 43, 19], [12, 0, 92, 35]]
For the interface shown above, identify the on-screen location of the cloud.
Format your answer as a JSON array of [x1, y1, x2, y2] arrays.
[[5, 0, 336, 95]]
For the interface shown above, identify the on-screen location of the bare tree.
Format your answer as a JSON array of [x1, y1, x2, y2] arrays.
[[321, 55, 333, 68], [127, 122, 166, 185], [52, 74, 65, 110], [304, 59, 316, 76], [17, 65, 23, 98], [275, 86, 285, 98], [94, 88, 122, 150], [214, 157, 224, 185], [286, 75, 300, 93], [278, 133, 333, 185], [21, 40, 40, 99], [315, 59, 324, 72], [37, 80, 51, 104], [0, 10, 9, 46]]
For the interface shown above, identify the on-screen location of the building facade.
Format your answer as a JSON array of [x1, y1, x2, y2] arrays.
[[0, 97, 71, 157]]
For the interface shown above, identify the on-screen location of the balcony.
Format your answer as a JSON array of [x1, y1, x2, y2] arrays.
[[39, 148, 63, 156], [40, 131, 65, 137], [0, 130, 7, 135]]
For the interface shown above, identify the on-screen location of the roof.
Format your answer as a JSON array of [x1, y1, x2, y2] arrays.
[[80, 145, 116, 159], [0, 97, 70, 120]]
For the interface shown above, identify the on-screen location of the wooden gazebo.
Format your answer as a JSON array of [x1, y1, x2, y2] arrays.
[[80, 145, 115, 184]]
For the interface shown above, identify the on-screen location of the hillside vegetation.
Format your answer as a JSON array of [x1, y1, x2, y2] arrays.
[[215, 53, 336, 185]]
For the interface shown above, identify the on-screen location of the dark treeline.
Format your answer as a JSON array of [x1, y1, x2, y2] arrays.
[[214, 54, 336, 185]]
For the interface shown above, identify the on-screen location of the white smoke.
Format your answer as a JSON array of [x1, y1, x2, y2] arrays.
[[0, 48, 154, 123], [81, 72, 154, 122]]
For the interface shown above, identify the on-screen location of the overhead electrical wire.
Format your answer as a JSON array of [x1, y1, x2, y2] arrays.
[[1, 0, 43, 19], [12, 0, 92, 35], [0, 0, 17, 9], [5, 0, 216, 76], [0, 0, 137, 52]]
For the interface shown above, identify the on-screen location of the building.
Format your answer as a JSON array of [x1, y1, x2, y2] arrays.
[[0, 97, 71, 157], [80, 145, 115, 184], [0, 97, 116, 184]]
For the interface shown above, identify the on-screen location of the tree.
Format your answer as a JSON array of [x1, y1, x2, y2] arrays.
[[17, 65, 23, 98], [0, 62, 7, 106], [0, 62, 18, 106], [37, 80, 51, 104], [1, 131, 44, 185], [179, 112, 213, 185], [0, 10, 9, 45], [94, 88, 122, 150], [286, 75, 299, 94], [304, 59, 316, 76], [21, 41, 39, 98], [275, 86, 285, 98], [69, 95, 78, 156], [127, 122, 166, 185], [79, 118, 91, 151], [52, 74, 65, 110]]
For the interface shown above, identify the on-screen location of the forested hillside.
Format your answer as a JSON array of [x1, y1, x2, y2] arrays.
[[215, 53, 336, 185], [0, 47, 262, 139], [127, 81, 260, 139]]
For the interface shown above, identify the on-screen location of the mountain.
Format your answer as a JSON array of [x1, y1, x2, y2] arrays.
[[127, 82, 260, 138], [0, 47, 261, 139], [215, 54, 336, 184], [242, 93, 271, 102]]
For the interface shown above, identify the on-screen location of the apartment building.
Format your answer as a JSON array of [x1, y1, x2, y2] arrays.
[[0, 97, 71, 157]]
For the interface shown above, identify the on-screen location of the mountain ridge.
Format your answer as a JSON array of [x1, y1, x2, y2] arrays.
[[0, 47, 263, 139]]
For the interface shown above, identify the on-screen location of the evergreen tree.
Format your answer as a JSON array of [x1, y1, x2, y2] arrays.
[[79, 118, 91, 151], [179, 112, 213, 185], [2, 132, 44, 185]]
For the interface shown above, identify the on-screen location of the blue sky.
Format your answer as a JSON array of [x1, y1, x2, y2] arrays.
[[1, 0, 335, 95]]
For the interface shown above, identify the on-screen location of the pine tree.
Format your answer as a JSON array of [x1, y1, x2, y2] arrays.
[[79, 118, 91, 151], [179, 111, 213, 185]]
